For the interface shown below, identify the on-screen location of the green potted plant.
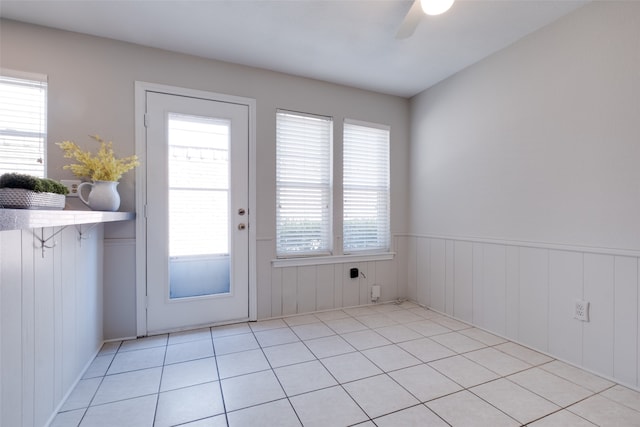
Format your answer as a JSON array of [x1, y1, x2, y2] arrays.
[[0, 173, 69, 209]]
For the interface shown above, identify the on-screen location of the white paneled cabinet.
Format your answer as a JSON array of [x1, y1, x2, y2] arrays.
[[0, 225, 104, 427], [1, 230, 23, 427]]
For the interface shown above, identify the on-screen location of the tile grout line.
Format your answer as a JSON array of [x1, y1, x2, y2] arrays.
[[74, 340, 123, 424], [296, 331, 377, 424], [248, 320, 307, 426], [210, 327, 232, 427], [150, 337, 169, 427]]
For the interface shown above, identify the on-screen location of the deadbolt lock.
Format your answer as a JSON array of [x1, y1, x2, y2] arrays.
[[238, 208, 246, 216]]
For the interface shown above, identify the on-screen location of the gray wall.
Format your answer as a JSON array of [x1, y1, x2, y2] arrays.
[[0, 19, 411, 338], [408, 1, 640, 389]]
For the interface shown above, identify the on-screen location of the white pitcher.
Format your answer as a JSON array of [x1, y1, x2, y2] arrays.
[[77, 180, 120, 211]]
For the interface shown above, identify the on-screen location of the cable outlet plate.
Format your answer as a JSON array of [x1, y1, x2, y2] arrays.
[[574, 300, 589, 322]]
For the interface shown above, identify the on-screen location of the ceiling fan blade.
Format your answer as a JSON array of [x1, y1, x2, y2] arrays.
[[396, 0, 423, 39]]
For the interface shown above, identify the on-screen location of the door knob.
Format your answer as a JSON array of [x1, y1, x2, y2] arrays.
[[238, 223, 246, 230]]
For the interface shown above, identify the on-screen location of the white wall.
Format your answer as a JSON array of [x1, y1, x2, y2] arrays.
[[410, 1, 640, 250], [409, 1, 640, 388], [0, 225, 104, 427], [0, 19, 410, 337]]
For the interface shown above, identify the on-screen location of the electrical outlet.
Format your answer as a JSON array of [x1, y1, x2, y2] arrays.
[[61, 179, 82, 197], [574, 300, 589, 322]]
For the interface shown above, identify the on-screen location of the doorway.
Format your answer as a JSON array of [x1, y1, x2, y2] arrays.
[[135, 83, 256, 335]]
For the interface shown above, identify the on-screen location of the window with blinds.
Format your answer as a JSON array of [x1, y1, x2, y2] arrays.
[[343, 120, 390, 253], [0, 72, 47, 177], [276, 110, 333, 256]]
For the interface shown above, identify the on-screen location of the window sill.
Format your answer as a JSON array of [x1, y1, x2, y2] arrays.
[[272, 252, 395, 268]]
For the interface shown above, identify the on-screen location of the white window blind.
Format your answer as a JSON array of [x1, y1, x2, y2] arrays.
[[0, 71, 47, 177], [276, 110, 332, 256], [343, 120, 390, 253]]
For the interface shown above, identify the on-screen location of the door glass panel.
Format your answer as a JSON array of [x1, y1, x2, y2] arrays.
[[168, 113, 231, 299]]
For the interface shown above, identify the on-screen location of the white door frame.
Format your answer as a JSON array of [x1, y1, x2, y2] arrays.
[[134, 81, 257, 336]]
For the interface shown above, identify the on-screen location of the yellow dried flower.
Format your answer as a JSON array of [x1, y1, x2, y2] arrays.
[[57, 135, 139, 182]]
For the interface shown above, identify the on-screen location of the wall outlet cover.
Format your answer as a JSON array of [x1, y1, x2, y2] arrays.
[[574, 300, 589, 322], [61, 179, 82, 197], [371, 285, 381, 299]]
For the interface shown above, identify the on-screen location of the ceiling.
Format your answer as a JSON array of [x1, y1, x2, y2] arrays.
[[0, 0, 588, 98]]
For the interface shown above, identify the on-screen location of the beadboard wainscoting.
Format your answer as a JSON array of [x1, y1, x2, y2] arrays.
[[256, 237, 404, 319], [403, 234, 640, 390], [0, 225, 104, 427]]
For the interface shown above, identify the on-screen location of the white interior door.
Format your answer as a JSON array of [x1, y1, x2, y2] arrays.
[[145, 91, 249, 333]]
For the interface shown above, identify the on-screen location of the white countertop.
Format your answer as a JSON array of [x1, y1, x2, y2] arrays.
[[0, 209, 135, 231]]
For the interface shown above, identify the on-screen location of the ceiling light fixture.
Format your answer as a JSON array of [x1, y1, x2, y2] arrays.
[[420, 0, 455, 16]]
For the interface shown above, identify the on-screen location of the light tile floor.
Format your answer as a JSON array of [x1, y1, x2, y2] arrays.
[[52, 302, 640, 426]]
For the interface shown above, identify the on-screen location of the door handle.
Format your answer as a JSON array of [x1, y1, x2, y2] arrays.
[[238, 223, 246, 230]]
